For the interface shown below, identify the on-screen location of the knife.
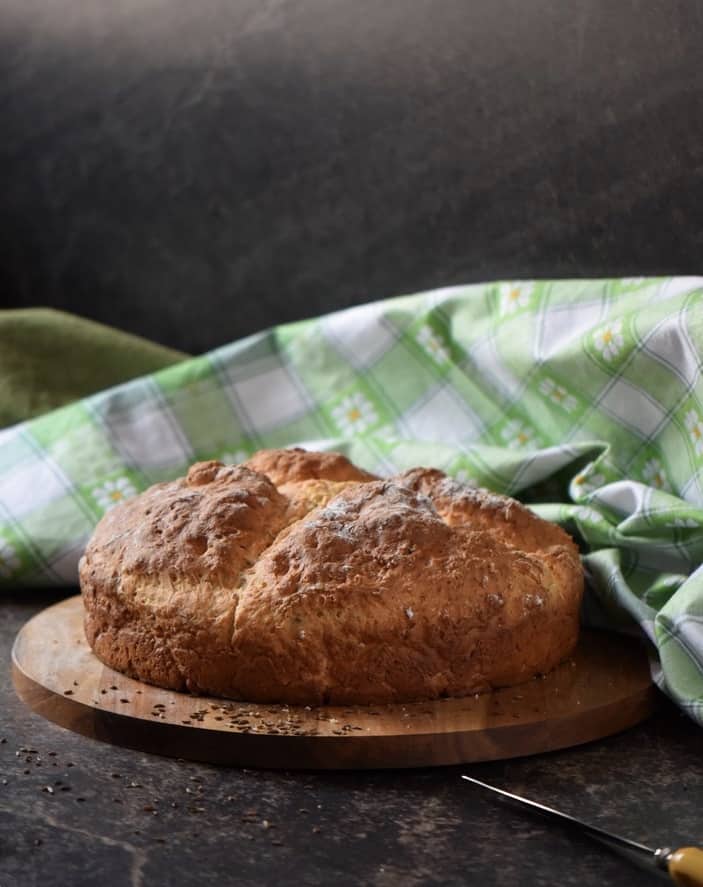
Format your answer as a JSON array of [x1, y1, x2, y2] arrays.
[[461, 775, 703, 885]]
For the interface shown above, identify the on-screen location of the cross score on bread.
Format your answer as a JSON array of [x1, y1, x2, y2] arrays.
[[79, 449, 583, 705]]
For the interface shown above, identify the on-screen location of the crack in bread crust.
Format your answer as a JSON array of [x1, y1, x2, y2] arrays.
[[79, 450, 583, 704]]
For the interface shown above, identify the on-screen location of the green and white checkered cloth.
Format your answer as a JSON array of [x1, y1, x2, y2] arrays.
[[2, 278, 703, 722]]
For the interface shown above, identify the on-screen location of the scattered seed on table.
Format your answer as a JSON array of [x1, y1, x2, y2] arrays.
[[34, 839, 42, 846], [63, 690, 73, 696], [76, 797, 85, 803]]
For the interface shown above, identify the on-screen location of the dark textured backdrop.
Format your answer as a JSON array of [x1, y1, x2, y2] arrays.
[[2, 0, 703, 353]]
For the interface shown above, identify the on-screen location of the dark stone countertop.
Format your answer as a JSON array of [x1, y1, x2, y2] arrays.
[[1, 591, 701, 887]]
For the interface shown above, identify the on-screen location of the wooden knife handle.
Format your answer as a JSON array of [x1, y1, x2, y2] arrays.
[[668, 847, 703, 886]]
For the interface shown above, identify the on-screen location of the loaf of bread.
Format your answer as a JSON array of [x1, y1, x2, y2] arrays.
[[79, 448, 583, 704]]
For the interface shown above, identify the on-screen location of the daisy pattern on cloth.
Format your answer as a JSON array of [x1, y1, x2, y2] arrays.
[[539, 378, 578, 412], [642, 458, 672, 492], [685, 410, 703, 456], [500, 419, 535, 449], [572, 468, 606, 496], [592, 320, 624, 362], [0, 538, 20, 578], [92, 477, 138, 512], [498, 281, 534, 314], [331, 392, 379, 436], [415, 325, 450, 365]]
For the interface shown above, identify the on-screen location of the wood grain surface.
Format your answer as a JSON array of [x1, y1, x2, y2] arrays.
[[12, 595, 658, 769]]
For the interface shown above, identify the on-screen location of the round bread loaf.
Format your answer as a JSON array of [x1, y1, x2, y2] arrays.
[[79, 448, 583, 704]]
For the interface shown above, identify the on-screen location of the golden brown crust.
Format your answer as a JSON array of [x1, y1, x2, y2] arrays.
[[79, 449, 583, 704], [278, 478, 364, 523], [394, 467, 579, 554], [244, 447, 376, 485]]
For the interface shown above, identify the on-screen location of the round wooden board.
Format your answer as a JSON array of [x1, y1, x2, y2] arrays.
[[12, 595, 658, 769]]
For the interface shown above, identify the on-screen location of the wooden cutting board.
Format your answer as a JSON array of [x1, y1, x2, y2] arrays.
[[12, 595, 658, 769]]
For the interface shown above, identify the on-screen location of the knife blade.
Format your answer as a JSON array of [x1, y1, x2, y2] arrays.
[[461, 775, 703, 885]]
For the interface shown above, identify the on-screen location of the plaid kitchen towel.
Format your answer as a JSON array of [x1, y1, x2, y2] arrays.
[[1, 277, 703, 722]]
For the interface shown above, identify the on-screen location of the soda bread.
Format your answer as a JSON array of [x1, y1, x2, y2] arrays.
[[79, 448, 583, 704]]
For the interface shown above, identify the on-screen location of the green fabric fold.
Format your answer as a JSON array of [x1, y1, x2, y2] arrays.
[[0, 308, 187, 427]]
